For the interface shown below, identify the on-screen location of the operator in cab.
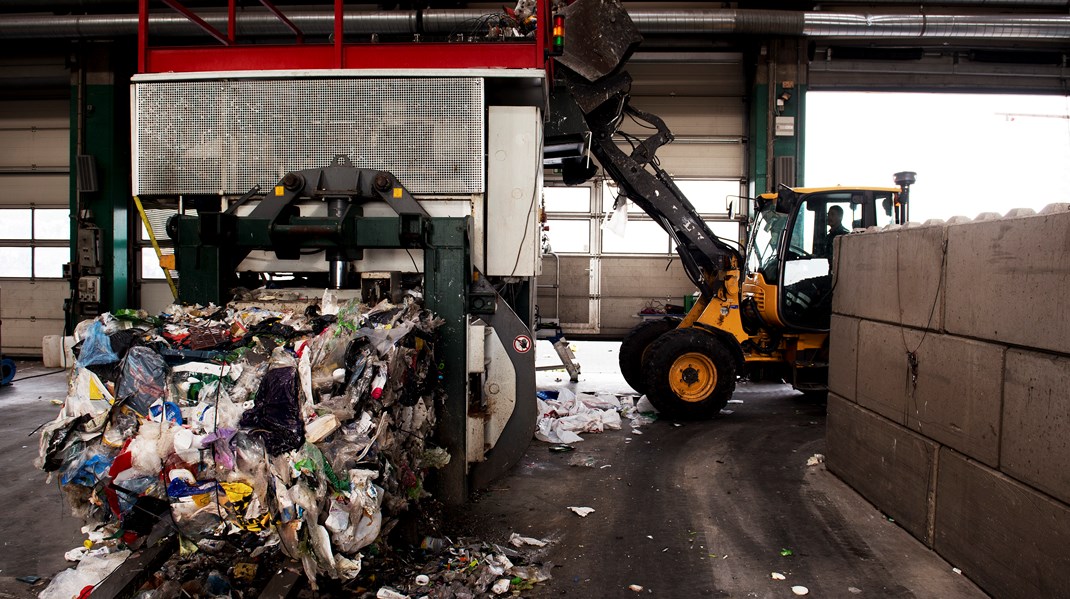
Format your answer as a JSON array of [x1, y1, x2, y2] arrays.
[[824, 205, 850, 257]]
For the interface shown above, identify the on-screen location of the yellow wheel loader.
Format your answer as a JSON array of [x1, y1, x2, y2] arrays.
[[548, 0, 913, 418]]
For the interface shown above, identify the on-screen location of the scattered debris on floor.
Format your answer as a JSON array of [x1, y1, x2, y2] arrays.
[[567, 506, 595, 518], [780, 548, 795, 557], [535, 390, 622, 444], [33, 292, 555, 596], [360, 537, 553, 598], [806, 454, 825, 467], [533, 390, 661, 446], [771, 572, 786, 580], [623, 395, 659, 429], [791, 585, 810, 595], [628, 584, 644, 592], [508, 533, 548, 548]]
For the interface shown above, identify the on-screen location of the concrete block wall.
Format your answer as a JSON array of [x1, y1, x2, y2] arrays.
[[827, 204, 1070, 599]]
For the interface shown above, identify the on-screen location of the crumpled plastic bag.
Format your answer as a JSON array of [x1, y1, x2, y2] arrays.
[[76, 320, 119, 367], [66, 367, 115, 423], [601, 193, 629, 237], [116, 346, 169, 417], [239, 358, 304, 456], [38, 549, 131, 599], [36, 414, 92, 472], [534, 389, 623, 444]]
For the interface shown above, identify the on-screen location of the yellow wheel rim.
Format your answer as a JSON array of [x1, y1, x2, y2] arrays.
[[669, 352, 717, 402]]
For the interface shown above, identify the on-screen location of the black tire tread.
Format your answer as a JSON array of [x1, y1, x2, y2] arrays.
[[640, 328, 737, 420], [618, 317, 680, 394]]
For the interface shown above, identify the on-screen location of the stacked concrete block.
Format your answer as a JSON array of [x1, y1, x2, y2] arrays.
[[832, 222, 946, 330], [944, 204, 1070, 354], [826, 315, 858, 399], [1001, 350, 1070, 505], [935, 450, 1070, 599], [826, 395, 937, 541], [826, 205, 1070, 599]]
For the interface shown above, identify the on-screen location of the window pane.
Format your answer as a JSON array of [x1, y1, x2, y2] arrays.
[[0, 247, 32, 277], [0, 209, 32, 240], [544, 220, 589, 253], [544, 187, 590, 213], [141, 208, 180, 241], [602, 180, 740, 215], [141, 247, 174, 280], [709, 221, 745, 247], [603, 220, 670, 254], [34, 209, 71, 240], [34, 247, 68, 278], [675, 181, 740, 215]]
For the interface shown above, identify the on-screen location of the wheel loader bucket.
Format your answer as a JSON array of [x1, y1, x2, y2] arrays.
[[556, 0, 643, 82]]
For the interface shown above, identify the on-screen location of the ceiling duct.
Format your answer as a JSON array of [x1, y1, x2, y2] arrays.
[[0, 8, 1068, 42]]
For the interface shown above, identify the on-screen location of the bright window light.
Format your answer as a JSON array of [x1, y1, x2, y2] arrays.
[[805, 92, 1070, 222]]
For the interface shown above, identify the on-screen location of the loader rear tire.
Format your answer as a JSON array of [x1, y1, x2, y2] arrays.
[[619, 317, 680, 394], [640, 328, 737, 420]]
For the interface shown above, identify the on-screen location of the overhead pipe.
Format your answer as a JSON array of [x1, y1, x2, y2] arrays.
[[626, 9, 1070, 40], [1, 8, 1070, 41], [820, 0, 1069, 5], [2, 0, 1068, 12]]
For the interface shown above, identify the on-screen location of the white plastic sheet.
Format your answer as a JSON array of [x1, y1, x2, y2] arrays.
[[535, 389, 623, 444]]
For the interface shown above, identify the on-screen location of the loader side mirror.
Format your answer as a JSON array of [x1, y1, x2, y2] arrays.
[[775, 185, 797, 214]]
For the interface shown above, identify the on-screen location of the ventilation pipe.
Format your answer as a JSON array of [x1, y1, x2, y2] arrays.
[[0, 8, 1069, 41]]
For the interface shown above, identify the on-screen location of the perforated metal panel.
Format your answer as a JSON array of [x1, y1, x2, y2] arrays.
[[134, 77, 484, 196]]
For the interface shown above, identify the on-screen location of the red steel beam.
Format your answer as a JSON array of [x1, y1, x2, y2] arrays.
[[159, 0, 230, 46], [334, 0, 344, 68], [138, 0, 550, 75], [258, 0, 304, 44], [138, 0, 148, 72], [143, 43, 543, 73], [227, 0, 236, 43]]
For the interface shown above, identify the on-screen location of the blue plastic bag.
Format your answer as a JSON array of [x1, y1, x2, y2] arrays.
[[77, 320, 119, 367]]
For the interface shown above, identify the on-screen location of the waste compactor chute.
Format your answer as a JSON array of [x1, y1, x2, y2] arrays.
[[167, 158, 537, 503]]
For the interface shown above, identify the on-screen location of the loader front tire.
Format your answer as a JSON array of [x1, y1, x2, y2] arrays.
[[640, 328, 737, 420], [619, 317, 680, 394]]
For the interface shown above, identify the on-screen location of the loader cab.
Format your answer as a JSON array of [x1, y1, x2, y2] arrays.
[[743, 186, 900, 332]]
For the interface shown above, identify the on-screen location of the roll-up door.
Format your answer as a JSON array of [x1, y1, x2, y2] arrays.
[[0, 86, 71, 356], [0, 53, 71, 355], [539, 55, 748, 338]]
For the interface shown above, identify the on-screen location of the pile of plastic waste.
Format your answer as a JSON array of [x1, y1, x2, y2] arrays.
[[36, 291, 450, 595]]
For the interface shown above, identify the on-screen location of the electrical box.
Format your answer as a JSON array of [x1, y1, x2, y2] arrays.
[[77, 276, 101, 302], [77, 229, 100, 268], [774, 116, 795, 137], [486, 106, 542, 277]]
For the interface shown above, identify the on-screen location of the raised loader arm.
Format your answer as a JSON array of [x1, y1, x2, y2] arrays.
[[548, 0, 741, 299], [560, 70, 742, 298]]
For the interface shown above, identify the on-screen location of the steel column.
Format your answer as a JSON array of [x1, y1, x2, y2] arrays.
[[421, 217, 470, 505]]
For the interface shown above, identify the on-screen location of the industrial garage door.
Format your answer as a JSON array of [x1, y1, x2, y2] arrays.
[[0, 58, 70, 356], [538, 54, 747, 338]]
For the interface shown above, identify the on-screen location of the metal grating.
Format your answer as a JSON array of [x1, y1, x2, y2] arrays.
[[134, 78, 485, 196]]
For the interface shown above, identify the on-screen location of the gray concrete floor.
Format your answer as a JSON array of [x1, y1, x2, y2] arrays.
[[0, 346, 988, 598], [0, 361, 86, 598]]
